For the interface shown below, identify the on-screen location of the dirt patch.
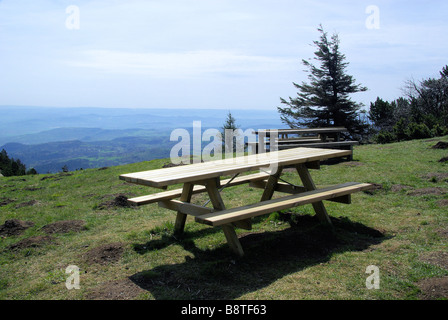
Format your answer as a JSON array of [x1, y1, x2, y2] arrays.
[[0, 198, 15, 207], [437, 227, 448, 239], [85, 278, 146, 300], [437, 199, 448, 207], [407, 187, 446, 196], [0, 219, 35, 237], [41, 220, 86, 234], [24, 186, 43, 191], [420, 251, 448, 270], [342, 161, 364, 167], [83, 243, 124, 265], [96, 194, 134, 210], [8, 236, 55, 250], [417, 277, 448, 300], [431, 141, 448, 149], [391, 184, 414, 192], [363, 183, 382, 195], [422, 172, 448, 182], [14, 200, 39, 209]]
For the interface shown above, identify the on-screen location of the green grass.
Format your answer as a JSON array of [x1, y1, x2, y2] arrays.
[[1, 137, 447, 300]]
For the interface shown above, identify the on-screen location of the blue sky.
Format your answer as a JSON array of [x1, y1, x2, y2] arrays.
[[0, 0, 447, 110]]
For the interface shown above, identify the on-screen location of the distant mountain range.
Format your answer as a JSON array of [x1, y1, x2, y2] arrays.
[[0, 106, 287, 173], [1, 137, 173, 174]]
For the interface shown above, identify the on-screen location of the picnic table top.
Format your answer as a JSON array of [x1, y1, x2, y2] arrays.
[[254, 127, 347, 135], [119, 147, 351, 188]]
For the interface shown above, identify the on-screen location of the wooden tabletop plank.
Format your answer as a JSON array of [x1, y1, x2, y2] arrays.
[[254, 127, 347, 135], [119, 147, 351, 187]]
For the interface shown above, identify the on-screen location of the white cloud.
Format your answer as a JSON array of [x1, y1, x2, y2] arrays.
[[65, 49, 296, 79]]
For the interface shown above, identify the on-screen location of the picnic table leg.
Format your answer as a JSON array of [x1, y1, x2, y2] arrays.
[[260, 166, 284, 201], [295, 164, 332, 225], [205, 178, 245, 257], [174, 182, 194, 235]]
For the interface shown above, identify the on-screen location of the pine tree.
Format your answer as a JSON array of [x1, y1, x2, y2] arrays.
[[278, 25, 368, 139], [221, 111, 240, 154], [0, 148, 30, 177]]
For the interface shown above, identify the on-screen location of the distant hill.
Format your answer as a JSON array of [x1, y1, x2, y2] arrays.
[[0, 106, 287, 173], [0, 127, 166, 145], [1, 137, 173, 173], [0, 106, 285, 143]]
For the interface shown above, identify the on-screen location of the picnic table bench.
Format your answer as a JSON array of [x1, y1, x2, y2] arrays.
[[119, 147, 374, 256], [250, 127, 358, 160]]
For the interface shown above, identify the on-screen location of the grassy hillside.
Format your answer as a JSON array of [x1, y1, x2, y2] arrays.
[[1, 137, 447, 300]]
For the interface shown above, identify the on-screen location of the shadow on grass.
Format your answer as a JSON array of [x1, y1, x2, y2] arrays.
[[129, 214, 388, 300]]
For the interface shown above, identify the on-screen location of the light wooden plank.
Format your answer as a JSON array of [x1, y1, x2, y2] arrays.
[[296, 163, 331, 224], [127, 172, 271, 206], [119, 147, 351, 188], [158, 200, 213, 216], [195, 182, 374, 226], [174, 183, 194, 235], [205, 177, 245, 256], [254, 127, 347, 135]]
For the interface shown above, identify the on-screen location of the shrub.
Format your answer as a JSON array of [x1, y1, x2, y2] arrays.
[[431, 124, 448, 137], [393, 118, 410, 141], [375, 130, 396, 144], [406, 122, 432, 140]]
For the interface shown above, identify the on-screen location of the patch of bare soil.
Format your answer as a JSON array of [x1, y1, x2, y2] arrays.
[[96, 194, 134, 210], [437, 227, 448, 239], [431, 141, 448, 149], [85, 278, 146, 300], [8, 236, 55, 250], [391, 184, 414, 192], [437, 199, 448, 207], [14, 200, 39, 209], [363, 183, 383, 195], [407, 187, 446, 196], [342, 161, 364, 167], [82, 243, 124, 265], [420, 251, 448, 270], [41, 220, 86, 234], [417, 277, 448, 300], [0, 219, 35, 237], [24, 186, 43, 191], [0, 198, 15, 207], [422, 172, 448, 182]]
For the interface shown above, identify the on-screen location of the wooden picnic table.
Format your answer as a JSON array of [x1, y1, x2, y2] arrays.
[[119, 147, 374, 256], [254, 127, 347, 141], [251, 127, 358, 160]]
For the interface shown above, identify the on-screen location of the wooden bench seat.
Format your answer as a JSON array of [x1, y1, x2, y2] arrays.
[[127, 172, 271, 206], [195, 182, 373, 227], [277, 138, 323, 144]]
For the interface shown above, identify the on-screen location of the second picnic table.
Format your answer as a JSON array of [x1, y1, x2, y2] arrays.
[[119, 147, 374, 256], [252, 127, 358, 160]]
